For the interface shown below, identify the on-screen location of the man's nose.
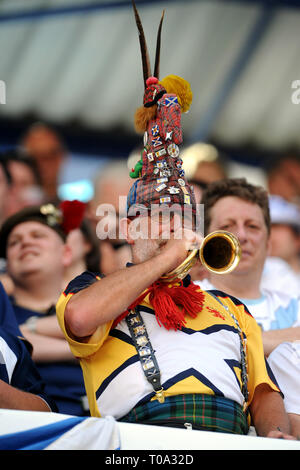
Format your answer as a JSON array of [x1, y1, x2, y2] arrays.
[[234, 224, 247, 243], [20, 234, 34, 246], [169, 213, 182, 232]]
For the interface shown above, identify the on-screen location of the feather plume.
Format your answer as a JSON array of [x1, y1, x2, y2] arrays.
[[132, 0, 151, 88], [154, 10, 165, 80]]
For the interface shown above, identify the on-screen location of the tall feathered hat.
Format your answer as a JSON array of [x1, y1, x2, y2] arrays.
[[127, 1, 196, 216], [115, 3, 207, 337]]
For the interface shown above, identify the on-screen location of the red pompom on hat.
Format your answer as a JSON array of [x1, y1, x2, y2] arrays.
[[60, 200, 86, 234], [146, 76, 159, 86]]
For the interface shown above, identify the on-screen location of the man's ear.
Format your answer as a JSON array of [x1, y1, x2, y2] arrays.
[[266, 233, 272, 256], [119, 218, 134, 245], [62, 242, 73, 268], [296, 233, 300, 251]]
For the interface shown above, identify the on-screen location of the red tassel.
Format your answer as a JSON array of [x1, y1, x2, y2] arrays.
[[113, 281, 205, 330], [150, 282, 204, 330], [150, 284, 186, 330]]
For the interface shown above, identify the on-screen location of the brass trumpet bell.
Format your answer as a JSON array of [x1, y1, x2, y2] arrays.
[[160, 230, 241, 283]]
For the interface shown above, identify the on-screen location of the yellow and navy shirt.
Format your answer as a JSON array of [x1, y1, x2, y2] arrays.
[[57, 271, 280, 419]]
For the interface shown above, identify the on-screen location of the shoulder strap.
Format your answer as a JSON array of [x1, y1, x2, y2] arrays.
[[207, 291, 249, 411], [126, 309, 165, 403]]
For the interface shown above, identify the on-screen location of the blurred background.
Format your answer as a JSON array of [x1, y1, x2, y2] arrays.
[[1, 0, 300, 204]]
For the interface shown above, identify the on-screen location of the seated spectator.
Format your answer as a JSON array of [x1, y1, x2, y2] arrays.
[[268, 342, 300, 438], [0, 201, 88, 416], [181, 142, 227, 186], [3, 147, 46, 218], [0, 153, 12, 227], [261, 195, 300, 293], [0, 155, 13, 293], [20, 122, 67, 202], [87, 160, 132, 274], [197, 178, 300, 357], [181, 142, 228, 205], [262, 257, 300, 298], [265, 152, 300, 204], [0, 281, 56, 412], [63, 218, 101, 287], [197, 178, 300, 437], [0, 148, 47, 297]]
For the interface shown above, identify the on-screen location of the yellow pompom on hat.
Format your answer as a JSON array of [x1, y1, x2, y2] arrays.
[[159, 75, 193, 113]]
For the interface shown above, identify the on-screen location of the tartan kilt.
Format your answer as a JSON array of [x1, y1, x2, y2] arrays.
[[119, 394, 249, 435]]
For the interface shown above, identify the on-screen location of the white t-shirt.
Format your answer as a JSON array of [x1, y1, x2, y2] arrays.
[[261, 257, 300, 298], [196, 278, 300, 331], [268, 342, 300, 414]]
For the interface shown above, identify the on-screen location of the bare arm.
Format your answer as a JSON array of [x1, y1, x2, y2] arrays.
[[20, 315, 75, 362], [23, 315, 66, 339], [250, 383, 295, 439], [19, 329, 75, 362], [262, 326, 300, 356], [65, 230, 201, 338], [289, 413, 300, 439], [0, 379, 51, 412]]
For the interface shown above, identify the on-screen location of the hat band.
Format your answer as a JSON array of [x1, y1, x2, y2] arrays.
[[144, 89, 166, 108]]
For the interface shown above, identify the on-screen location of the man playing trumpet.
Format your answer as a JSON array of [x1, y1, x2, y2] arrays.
[[56, 1, 294, 439]]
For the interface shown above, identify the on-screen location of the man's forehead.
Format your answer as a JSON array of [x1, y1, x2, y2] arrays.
[[127, 203, 203, 233], [9, 220, 55, 236], [150, 205, 186, 216], [129, 204, 194, 217], [211, 197, 265, 222]]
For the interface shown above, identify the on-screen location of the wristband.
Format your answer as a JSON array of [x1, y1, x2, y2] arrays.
[[25, 316, 38, 334]]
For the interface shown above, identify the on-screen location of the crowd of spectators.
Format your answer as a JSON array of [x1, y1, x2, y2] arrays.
[[0, 122, 299, 439]]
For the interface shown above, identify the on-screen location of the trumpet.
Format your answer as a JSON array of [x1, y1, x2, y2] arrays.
[[160, 230, 241, 283]]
